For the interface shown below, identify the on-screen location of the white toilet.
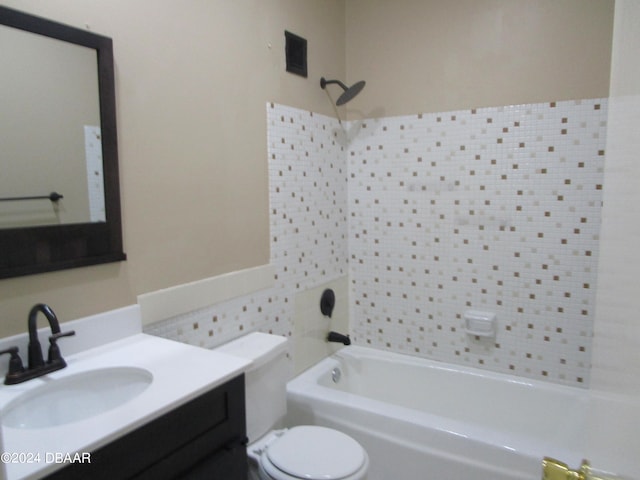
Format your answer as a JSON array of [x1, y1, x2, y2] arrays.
[[217, 332, 369, 480]]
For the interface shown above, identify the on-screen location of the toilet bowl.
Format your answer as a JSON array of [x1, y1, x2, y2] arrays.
[[215, 332, 369, 480], [248, 426, 369, 480]]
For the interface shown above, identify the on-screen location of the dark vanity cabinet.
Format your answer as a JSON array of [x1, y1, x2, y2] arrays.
[[45, 374, 247, 480]]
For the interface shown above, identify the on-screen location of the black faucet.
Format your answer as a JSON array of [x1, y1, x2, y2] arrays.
[[0, 304, 75, 385], [327, 331, 351, 345], [28, 303, 61, 368]]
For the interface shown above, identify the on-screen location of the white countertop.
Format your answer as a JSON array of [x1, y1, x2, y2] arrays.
[[0, 333, 250, 479]]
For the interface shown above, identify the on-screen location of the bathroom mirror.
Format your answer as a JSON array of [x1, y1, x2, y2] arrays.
[[0, 6, 126, 278]]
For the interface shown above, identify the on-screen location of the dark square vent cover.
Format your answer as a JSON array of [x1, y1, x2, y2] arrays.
[[285, 30, 307, 77]]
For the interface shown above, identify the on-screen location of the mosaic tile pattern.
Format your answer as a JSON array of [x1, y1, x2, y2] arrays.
[[147, 100, 606, 387], [84, 125, 106, 222], [348, 99, 607, 386], [267, 103, 349, 293], [145, 287, 286, 349]]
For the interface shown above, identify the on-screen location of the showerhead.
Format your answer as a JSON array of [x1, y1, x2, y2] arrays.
[[320, 77, 366, 106]]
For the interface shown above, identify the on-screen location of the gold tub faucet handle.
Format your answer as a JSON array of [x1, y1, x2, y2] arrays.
[[543, 457, 623, 480], [542, 457, 586, 480]]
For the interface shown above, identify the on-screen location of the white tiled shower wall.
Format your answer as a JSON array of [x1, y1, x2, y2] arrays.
[[349, 100, 606, 386], [147, 99, 607, 387]]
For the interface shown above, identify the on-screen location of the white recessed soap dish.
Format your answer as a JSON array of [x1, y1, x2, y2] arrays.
[[464, 310, 496, 338]]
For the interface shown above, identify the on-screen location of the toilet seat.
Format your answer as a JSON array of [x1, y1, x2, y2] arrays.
[[259, 426, 368, 480]]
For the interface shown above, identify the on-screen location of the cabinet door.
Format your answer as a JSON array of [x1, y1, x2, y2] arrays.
[[175, 442, 248, 480], [45, 374, 247, 480]]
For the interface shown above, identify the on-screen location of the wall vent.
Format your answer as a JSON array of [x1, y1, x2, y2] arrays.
[[285, 30, 307, 78]]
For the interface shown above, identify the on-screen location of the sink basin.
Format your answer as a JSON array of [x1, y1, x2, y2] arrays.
[[2, 367, 153, 429]]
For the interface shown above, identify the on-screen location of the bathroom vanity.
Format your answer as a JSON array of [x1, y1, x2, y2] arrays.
[[45, 375, 247, 480], [0, 306, 251, 480]]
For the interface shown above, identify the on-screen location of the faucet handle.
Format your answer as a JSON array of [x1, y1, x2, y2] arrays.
[[0, 346, 26, 382], [47, 330, 75, 364]]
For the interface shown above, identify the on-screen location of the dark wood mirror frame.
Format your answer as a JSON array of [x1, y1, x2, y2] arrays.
[[0, 6, 126, 279]]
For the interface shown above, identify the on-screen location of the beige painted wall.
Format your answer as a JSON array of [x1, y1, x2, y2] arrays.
[[0, 0, 345, 336], [0, 0, 614, 338], [345, 0, 613, 117]]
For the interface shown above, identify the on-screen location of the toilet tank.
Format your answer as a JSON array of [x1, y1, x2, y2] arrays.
[[216, 332, 288, 443]]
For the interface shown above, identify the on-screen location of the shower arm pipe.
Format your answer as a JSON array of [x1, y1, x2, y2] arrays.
[[320, 78, 349, 91]]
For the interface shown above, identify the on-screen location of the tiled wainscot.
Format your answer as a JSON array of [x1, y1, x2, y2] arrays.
[[147, 99, 607, 387]]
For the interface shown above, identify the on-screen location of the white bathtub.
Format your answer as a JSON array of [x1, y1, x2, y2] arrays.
[[286, 346, 589, 480]]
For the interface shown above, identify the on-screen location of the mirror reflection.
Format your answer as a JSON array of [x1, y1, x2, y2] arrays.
[[0, 6, 125, 279], [0, 24, 105, 228]]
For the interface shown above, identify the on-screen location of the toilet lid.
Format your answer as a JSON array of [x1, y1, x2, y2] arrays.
[[265, 426, 366, 480]]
